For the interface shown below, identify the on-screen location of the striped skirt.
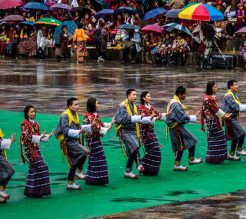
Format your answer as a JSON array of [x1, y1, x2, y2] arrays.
[[24, 150, 51, 197], [0, 154, 15, 187], [206, 119, 227, 164], [85, 137, 109, 185], [142, 129, 161, 176]]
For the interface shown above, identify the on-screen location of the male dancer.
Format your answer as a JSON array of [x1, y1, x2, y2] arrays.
[[0, 130, 15, 203], [115, 89, 154, 178], [166, 86, 202, 171], [222, 80, 246, 160], [56, 97, 90, 190]]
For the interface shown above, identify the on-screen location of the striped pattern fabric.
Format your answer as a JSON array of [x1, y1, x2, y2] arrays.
[[24, 150, 51, 197], [141, 129, 161, 176], [205, 119, 227, 164], [225, 118, 245, 140], [121, 129, 139, 156], [85, 137, 109, 185], [0, 153, 15, 186]]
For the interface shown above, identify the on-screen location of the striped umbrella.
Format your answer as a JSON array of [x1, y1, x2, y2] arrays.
[[178, 3, 224, 21], [164, 23, 192, 36], [36, 18, 62, 26]]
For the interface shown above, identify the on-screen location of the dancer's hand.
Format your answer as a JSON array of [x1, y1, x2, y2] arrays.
[[49, 129, 54, 137], [224, 113, 231, 119], [11, 133, 15, 143]]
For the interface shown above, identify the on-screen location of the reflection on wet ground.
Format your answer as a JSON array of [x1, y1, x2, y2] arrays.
[[1, 58, 246, 122], [99, 191, 246, 219]]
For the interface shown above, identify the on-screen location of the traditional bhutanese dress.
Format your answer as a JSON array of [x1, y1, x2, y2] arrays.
[[20, 119, 51, 197], [0, 131, 15, 189], [83, 112, 109, 185], [166, 95, 198, 152], [202, 95, 227, 164], [138, 104, 162, 175], [115, 99, 141, 157], [222, 90, 245, 141]]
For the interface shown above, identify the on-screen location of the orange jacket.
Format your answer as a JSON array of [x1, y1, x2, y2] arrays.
[[73, 28, 88, 42]]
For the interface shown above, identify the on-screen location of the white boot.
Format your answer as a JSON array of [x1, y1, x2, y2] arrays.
[[228, 154, 241, 161], [173, 165, 188, 171], [124, 171, 138, 179], [189, 157, 202, 165], [75, 171, 86, 180], [66, 183, 81, 190], [0, 190, 10, 200], [237, 149, 246, 156], [0, 197, 7, 203]]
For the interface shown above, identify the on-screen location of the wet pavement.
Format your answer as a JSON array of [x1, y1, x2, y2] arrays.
[[1, 58, 246, 121], [98, 191, 246, 219]]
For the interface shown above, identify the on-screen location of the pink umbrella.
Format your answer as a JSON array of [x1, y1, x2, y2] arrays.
[[3, 15, 24, 22], [0, 0, 23, 9], [236, 27, 246, 35], [141, 24, 164, 33]]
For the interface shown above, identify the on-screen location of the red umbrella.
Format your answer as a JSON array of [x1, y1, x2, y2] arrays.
[[3, 15, 25, 22], [0, 0, 23, 9], [141, 24, 164, 33]]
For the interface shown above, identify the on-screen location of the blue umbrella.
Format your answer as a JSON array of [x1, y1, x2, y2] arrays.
[[53, 21, 77, 44], [165, 9, 181, 18], [20, 21, 35, 26], [96, 9, 114, 18], [23, 2, 49, 11], [116, 6, 136, 14], [117, 24, 139, 30], [143, 7, 167, 20], [164, 23, 192, 36]]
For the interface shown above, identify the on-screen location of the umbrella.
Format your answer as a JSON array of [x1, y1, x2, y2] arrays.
[[23, 2, 48, 11], [117, 24, 139, 30], [236, 27, 246, 35], [20, 20, 35, 26], [116, 6, 136, 14], [36, 18, 62, 26], [90, 0, 103, 11], [142, 24, 164, 33], [164, 23, 192, 36], [50, 3, 72, 11], [178, 3, 224, 21], [96, 9, 114, 18], [143, 7, 167, 20], [165, 9, 181, 18], [3, 15, 24, 22], [53, 20, 77, 44], [0, 0, 23, 10]]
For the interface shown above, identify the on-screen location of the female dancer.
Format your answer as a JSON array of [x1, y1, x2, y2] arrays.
[[20, 105, 53, 197], [201, 82, 229, 164], [83, 97, 113, 185]]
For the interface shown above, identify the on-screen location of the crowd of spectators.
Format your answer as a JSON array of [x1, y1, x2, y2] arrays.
[[0, 0, 245, 66]]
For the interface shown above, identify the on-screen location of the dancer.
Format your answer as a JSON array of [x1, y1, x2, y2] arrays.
[[115, 89, 154, 178], [56, 98, 89, 190], [83, 97, 113, 185], [222, 80, 246, 160], [0, 130, 15, 203], [166, 86, 202, 171], [138, 91, 165, 175], [20, 105, 52, 197], [201, 81, 228, 164]]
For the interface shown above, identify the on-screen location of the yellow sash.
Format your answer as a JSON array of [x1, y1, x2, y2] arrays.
[[56, 109, 80, 141], [166, 95, 187, 138], [167, 95, 187, 112], [116, 99, 140, 138], [225, 90, 241, 104], [0, 129, 7, 159]]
